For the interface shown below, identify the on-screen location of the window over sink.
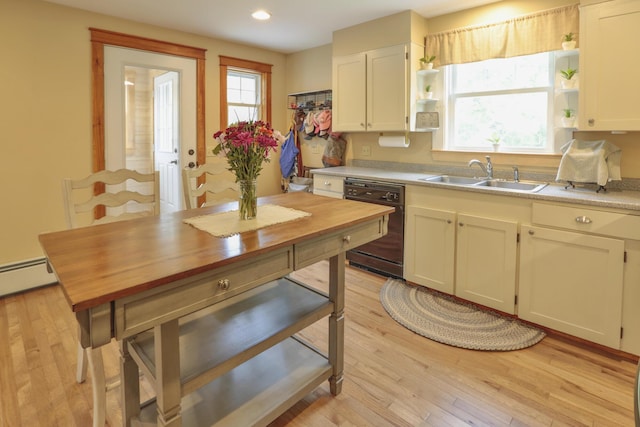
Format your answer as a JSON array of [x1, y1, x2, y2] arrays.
[[436, 51, 566, 155]]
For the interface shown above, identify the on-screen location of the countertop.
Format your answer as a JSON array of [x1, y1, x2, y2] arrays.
[[310, 166, 640, 212]]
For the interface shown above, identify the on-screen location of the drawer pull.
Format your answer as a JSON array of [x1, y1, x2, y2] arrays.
[[575, 216, 592, 224], [218, 279, 230, 290], [324, 181, 332, 186], [343, 235, 351, 244], [528, 230, 535, 235]]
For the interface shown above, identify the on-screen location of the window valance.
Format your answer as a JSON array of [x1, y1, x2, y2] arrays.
[[425, 4, 579, 67]]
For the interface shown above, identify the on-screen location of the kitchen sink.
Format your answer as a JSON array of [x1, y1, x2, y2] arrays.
[[473, 179, 548, 193], [419, 175, 548, 193], [419, 175, 486, 185]]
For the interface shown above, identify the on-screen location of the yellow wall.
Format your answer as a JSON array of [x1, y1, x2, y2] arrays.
[[0, 0, 288, 264]]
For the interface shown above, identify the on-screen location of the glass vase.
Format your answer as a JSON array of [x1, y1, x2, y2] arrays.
[[238, 179, 257, 220]]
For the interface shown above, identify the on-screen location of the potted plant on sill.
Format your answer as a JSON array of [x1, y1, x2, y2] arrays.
[[419, 55, 436, 70], [562, 32, 577, 50], [560, 67, 578, 89], [486, 135, 501, 152], [561, 108, 576, 128]]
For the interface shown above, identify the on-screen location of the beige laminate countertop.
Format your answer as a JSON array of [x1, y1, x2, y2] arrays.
[[310, 166, 640, 213]]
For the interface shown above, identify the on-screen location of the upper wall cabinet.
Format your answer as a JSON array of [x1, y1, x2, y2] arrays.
[[332, 44, 408, 132], [579, 0, 640, 131]]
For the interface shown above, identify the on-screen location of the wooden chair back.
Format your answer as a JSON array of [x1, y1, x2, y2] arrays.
[[182, 163, 239, 209], [62, 168, 160, 229]]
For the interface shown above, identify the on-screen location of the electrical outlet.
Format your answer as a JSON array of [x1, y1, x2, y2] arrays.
[[361, 145, 371, 156]]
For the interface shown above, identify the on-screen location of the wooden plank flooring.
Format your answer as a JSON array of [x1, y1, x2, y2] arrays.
[[0, 261, 637, 426]]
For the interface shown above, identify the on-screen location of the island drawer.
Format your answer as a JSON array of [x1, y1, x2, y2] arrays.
[[114, 246, 293, 340], [294, 216, 388, 268], [532, 202, 640, 240]]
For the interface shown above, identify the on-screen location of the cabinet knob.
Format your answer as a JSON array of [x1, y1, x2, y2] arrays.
[[575, 216, 592, 224], [459, 222, 464, 227], [360, 123, 365, 128], [343, 235, 351, 244], [218, 279, 230, 290], [446, 219, 452, 224], [528, 230, 535, 235], [588, 118, 595, 126], [324, 181, 331, 186]]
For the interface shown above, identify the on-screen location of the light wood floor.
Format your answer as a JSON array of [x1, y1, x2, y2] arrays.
[[1, 261, 637, 426]]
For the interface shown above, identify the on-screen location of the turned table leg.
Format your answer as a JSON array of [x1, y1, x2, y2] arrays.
[[328, 252, 345, 396]]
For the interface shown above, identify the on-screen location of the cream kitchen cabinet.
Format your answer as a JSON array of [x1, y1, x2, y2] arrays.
[[455, 214, 518, 314], [519, 224, 624, 348], [332, 44, 408, 132], [312, 174, 344, 199], [520, 202, 640, 352], [404, 206, 456, 294], [579, 0, 640, 130], [404, 185, 527, 314]]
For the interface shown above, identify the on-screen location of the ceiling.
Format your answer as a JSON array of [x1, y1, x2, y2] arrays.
[[43, 0, 501, 54]]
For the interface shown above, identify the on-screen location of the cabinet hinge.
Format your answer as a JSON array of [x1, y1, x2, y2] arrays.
[[406, 52, 409, 60], [514, 295, 518, 305], [624, 251, 627, 263], [621, 327, 624, 339], [406, 116, 409, 124], [516, 233, 520, 243]]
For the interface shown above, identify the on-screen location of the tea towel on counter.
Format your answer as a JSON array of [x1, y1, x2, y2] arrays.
[[555, 139, 621, 186]]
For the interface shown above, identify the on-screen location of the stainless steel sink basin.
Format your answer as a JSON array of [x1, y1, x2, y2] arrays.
[[473, 179, 547, 193], [418, 175, 548, 193], [419, 175, 486, 185]]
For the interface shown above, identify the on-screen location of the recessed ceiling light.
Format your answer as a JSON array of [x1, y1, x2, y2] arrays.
[[251, 9, 271, 20]]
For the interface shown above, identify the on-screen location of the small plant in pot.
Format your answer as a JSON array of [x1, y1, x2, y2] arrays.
[[486, 135, 501, 151], [562, 32, 577, 50], [419, 55, 436, 70], [423, 84, 433, 99], [561, 108, 576, 127], [560, 68, 578, 89]]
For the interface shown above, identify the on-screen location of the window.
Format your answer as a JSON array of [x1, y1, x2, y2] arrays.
[[219, 56, 272, 127], [444, 52, 555, 153]]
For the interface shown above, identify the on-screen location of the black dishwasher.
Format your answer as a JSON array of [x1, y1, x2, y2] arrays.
[[344, 178, 404, 278]]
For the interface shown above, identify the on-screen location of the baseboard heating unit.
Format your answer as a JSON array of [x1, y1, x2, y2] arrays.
[[0, 258, 57, 297]]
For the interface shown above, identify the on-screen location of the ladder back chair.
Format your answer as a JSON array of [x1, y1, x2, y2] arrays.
[[62, 168, 159, 427], [182, 162, 239, 209]]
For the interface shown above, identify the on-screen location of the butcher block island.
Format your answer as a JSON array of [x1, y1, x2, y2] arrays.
[[39, 192, 392, 427]]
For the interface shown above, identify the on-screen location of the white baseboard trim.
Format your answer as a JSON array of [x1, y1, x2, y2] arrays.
[[0, 258, 57, 297]]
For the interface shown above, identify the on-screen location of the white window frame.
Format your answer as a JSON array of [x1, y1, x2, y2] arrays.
[[439, 53, 559, 154], [226, 69, 262, 125]]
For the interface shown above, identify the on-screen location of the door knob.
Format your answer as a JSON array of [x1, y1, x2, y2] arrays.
[[170, 160, 178, 165]]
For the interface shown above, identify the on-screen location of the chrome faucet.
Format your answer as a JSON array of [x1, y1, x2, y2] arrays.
[[468, 155, 493, 179], [512, 166, 520, 182]]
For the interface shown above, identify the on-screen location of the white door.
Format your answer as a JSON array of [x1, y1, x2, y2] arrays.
[[104, 46, 197, 213], [154, 71, 182, 213]]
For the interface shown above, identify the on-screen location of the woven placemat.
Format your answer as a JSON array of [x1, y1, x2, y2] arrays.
[[380, 279, 545, 351], [183, 204, 311, 237]]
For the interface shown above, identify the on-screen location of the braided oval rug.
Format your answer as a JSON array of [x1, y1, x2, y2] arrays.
[[380, 279, 545, 351]]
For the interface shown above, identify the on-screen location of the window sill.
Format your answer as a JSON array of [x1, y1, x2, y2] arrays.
[[431, 150, 562, 168]]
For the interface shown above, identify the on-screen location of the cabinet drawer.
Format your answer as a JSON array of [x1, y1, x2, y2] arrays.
[[313, 175, 344, 194], [532, 202, 640, 240], [114, 246, 293, 340], [295, 217, 387, 268]]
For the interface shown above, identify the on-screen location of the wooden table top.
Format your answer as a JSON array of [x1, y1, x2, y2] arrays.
[[39, 192, 393, 312]]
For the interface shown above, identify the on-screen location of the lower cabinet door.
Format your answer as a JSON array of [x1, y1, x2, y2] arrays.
[[519, 225, 624, 348], [404, 206, 455, 294], [455, 214, 518, 314]]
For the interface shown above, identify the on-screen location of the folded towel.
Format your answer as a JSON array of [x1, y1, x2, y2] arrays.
[[556, 139, 621, 186]]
